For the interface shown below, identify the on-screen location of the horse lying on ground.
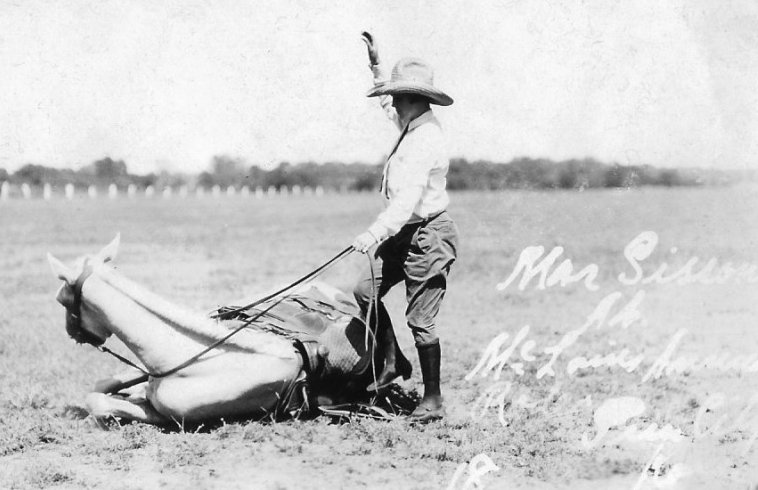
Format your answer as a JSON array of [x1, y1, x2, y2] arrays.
[[48, 236, 393, 425]]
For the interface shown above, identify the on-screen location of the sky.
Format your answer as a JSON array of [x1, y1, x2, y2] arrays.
[[1, 0, 757, 174]]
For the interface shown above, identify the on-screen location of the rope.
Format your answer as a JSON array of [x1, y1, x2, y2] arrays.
[[151, 295, 290, 378], [96, 246, 356, 379], [366, 251, 380, 394], [211, 246, 354, 320]]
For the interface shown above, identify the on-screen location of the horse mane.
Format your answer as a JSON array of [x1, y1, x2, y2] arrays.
[[92, 263, 293, 356]]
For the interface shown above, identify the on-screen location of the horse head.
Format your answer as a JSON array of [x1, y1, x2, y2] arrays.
[[48, 234, 121, 346]]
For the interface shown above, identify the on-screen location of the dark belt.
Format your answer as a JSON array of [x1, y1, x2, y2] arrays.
[[393, 211, 448, 243], [420, 210, 446, 225], [404, 210, 446, 230]]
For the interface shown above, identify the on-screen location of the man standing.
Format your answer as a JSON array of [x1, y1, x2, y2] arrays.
[[352, 32, 459, 422]]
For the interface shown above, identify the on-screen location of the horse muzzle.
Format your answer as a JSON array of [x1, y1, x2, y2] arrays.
[[65, 308, 106, 346]]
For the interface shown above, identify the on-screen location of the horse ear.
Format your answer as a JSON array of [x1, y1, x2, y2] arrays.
[[48, 253, 76, 284], [97, 233, 120, 263]]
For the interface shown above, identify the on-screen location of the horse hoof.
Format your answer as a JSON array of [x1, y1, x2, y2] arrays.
[[85, 392, 112, 419], [366, 369, 403, 393]]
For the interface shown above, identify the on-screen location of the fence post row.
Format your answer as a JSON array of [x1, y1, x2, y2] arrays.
[[0, 182, 331, 200]]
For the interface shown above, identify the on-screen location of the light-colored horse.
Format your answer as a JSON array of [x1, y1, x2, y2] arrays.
[[48, 235, 370, 425]]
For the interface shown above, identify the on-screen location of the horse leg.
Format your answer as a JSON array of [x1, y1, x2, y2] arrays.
[[366, 302, 412, 392], [148, 353, 302, 421], [85, 392, 169, 425], [94, 367, 149, 395]]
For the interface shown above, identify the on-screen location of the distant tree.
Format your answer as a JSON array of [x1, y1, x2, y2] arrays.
[[13, 164, 58, 186], [264, 162, 292, 189], [352, 173, 377, 191], [287, 162, 321, 188], [447, 158, 472, 190], [132, 173, 157, 188], [2, 156, 718, 193], [155, 170, 189, 188], [604, 164, 625, 188], [247, 165, 268, 187], [659, 170, 679, 187], [210, 155, 246, 187], [197, 171, 214, 189], [93, 157, 128, 181]]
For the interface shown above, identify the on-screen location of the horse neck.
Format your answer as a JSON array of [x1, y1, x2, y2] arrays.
[[82, 266, 292, 373]]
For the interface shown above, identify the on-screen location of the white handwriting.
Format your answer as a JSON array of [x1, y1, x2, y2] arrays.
[[447, 453, 500, 490], [643, 329, 758, 382], [581, 397, 683, 449], [619, 231, 758, 286], [496, 245, 600, 292]]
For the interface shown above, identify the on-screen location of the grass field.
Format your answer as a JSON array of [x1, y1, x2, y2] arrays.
[[1, 187, 757, 489]]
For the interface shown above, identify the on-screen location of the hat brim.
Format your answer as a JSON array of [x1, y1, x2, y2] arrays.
[[367, 82, 453, 106]]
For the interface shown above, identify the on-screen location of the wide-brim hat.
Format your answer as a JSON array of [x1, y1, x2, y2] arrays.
[[367, 57, 453, 106]]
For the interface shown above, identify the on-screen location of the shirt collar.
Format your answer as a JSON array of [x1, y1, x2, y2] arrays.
[[407, 109, 435, 132]]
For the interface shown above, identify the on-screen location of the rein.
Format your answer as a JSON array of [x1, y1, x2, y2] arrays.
[[211, 246, 354, 320], [70, 247, 356, 380]]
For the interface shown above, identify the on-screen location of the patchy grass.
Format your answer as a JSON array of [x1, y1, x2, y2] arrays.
[[0, 188, 756, 488], [19, 462, 76, 489]]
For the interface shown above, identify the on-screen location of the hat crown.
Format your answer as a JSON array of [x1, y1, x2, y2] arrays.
[[390, 58, 435, 86]]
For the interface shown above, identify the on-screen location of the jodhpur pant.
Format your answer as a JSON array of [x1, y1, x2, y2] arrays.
[[353, 211, 459, 347]]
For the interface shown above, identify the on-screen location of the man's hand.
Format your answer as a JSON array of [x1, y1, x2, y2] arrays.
[[352, 231, 377, 253], [361, 31, 380, 66]]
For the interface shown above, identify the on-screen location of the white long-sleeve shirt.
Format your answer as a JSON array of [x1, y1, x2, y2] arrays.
[[367, 65, 450, 240]]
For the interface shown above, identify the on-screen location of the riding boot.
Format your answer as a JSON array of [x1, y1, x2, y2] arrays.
[[408, 342, 445, 422], [366, 303, 412, 392]]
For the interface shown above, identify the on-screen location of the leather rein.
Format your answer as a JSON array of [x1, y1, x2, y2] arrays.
[[65, 247, 355, 381]]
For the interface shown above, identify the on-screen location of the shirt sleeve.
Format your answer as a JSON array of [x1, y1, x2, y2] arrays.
[[370, 64, 402, 131]]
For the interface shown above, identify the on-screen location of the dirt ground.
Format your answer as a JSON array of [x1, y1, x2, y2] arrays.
[[0, 187, 756, 489]]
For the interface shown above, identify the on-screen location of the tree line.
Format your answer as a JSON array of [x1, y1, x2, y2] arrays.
[[0, 155, 746, 192]]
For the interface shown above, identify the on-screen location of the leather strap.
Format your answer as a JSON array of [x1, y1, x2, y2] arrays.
[[380, 123, 410, 198]]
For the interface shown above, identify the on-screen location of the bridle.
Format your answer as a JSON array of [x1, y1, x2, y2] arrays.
[[63, 258, 159, 377], [64, 258, 105, 347]]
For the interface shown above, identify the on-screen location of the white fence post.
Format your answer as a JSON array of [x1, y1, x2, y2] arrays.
[[179, 185, 188, 198], [291, 185, 301, 196], [267, 186, 277, 197], [196, 186, 205, 198], [315, 186, 325, 197], [21, 183, 31, 199], [212, 185, 221, 197], [145, 185, 154, 197], [108, 183, 118, 199], [226, 186, 236, 197], [43, 183, 52, 200], [255, 187, 264, 199], [162, 187, 172, 199], [0, 182, 9, 201], [87, 185, 97, 199], [65, 183, 75, 200], [241, 186, 250, 197], [127, 184, 136, 198]]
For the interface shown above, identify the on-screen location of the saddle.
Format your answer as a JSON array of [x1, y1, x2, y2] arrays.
[[216, 285, 376, 380], [215, 285, 379, 418]]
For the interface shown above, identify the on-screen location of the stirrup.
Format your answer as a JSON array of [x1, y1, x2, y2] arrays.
[[319, 403, 397, 421]]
